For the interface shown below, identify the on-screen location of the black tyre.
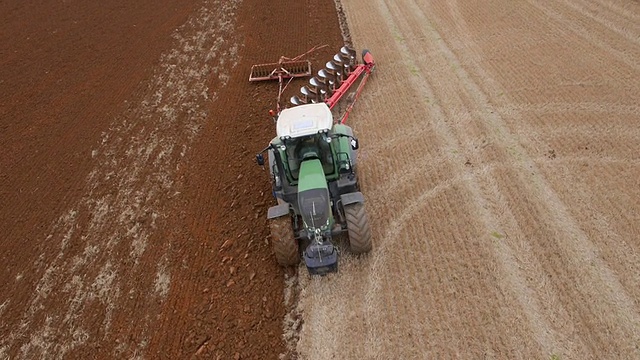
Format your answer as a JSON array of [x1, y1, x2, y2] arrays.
[[344, 202, 372, 254], [269, 216, 300, 266]]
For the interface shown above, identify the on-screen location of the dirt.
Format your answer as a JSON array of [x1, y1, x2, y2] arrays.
[[0, 0, 342, 359], [294, 0, 640, 359], [2, 0, 640, 359]]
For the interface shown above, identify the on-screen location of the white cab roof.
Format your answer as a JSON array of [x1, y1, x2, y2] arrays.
[[276, 103, 333, 139]]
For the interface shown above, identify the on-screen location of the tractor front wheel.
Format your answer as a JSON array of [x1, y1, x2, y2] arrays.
[[269, 216, 300, 266], [344, 202, 372, 254]]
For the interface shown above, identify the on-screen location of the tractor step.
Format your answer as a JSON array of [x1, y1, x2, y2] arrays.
[[249, 60, 312, 82]]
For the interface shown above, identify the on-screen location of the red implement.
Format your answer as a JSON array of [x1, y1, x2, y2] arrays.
[[325, 49, 375, 124], [249, 45, 328, 112], [248, 59, 311, 82]]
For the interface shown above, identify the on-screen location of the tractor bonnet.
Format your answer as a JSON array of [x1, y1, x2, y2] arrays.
[[276, 103, 333, 139]]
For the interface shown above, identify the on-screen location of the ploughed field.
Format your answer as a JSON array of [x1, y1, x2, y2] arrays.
[[0, 0, 342, 358], [1, 0, 639, 359]]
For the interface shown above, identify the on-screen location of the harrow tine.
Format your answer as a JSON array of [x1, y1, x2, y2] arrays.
[[249, 59, 312, 82], [299, 88, 310, 103], [326, 60, 341, 74], [344, 47, 357, 64], [309, 76, 325, 90], [310, 77, 327, 91], [318, 68, 329, 79], [342, 62, 353, 76]]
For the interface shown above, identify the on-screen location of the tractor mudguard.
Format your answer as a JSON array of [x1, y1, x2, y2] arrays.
[[267, 203, 290, 219], [341, 191, 365, 206]]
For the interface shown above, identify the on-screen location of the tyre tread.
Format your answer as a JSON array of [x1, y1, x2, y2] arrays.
[[269, 216, 299, 266], [344, 202, 372, 254]]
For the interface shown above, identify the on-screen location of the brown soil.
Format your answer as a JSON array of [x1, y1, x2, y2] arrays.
[[4, 0, 640, 359], [0, 0, 342, 359]]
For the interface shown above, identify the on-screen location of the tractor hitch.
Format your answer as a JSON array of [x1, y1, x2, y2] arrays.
[[303, 243, 338, 275]]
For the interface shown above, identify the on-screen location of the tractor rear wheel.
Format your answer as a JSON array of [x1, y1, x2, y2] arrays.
[[344, 202, 372, 254], [269, 216, 300, 266]]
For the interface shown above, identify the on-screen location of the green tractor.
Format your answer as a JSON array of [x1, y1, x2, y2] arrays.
[[256, 103, 371, 275], [254, 47, 375, 275]]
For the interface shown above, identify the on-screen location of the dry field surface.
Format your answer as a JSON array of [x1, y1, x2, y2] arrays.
[[1, 0, 639, 359], [295, 0, 640, 359]]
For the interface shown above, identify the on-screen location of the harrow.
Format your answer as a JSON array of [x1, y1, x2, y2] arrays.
[[249, 59, 311, 82], [249, 45, 326, 112]]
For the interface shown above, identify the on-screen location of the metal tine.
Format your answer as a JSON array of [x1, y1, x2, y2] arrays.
[[309, 77, 320, 89], [326, 60, 339, 71], [326, 60, 344, 79], [309, 77, 327, 91], [323, 71, 342, 88], [317, 68, 331, 80], [340, 61, 352, 77], [300, 85, 313, 97], [333, 55, 352, 75], [327, 69, 341, 90], [340, 45, 358, 71]]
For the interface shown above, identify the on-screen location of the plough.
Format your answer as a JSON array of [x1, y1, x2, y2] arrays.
[[249, 45, 375, 123]]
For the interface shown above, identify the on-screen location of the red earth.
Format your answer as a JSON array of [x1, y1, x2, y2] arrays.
[[0, 0, 342, 358]]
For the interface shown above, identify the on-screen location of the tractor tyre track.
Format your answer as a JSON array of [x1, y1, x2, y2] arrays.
[[294, 0, 640, 359]]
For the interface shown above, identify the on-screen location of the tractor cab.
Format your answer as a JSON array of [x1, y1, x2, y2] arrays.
[[274, 103, 336, 181], [282, 133, 334, 180], [256, 102, 361, 203]]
